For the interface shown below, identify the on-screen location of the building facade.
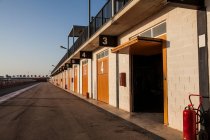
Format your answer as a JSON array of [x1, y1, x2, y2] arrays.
[[51, 0, 210, 132]]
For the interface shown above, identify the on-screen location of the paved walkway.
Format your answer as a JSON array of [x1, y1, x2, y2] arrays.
[[0, 83, 167, 140], [62, 85, 183, 140]]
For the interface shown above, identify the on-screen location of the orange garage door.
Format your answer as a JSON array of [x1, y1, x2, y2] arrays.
[[82, 60, 88, 96], [97, 50, 109, 104], [74, 66, 78, 93], [68, 69, 71, 90]]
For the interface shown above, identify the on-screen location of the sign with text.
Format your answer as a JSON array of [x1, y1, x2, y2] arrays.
[[62, 66, 65, 71], [80, 51, 92, 59], [65, 63, 72, 68], [64, 66, 67, 70], [99, 35, 117, 47], [70, 59, 80, 64], [167, 0, 204, 8]]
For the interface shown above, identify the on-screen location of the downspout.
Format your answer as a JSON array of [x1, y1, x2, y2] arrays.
[[197, 5, 209, 109]]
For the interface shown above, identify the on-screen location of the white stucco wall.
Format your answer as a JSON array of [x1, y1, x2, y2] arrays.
[[92, 50, 97, 100], [88, 59, 92, 98], [167, 8, 199, 131], [70, 68, 74, 92], [109, 49, 117, 107], [77, 64, 80, 94], [67, 68, 70, 91], [118, 54, 130, 112], [71, 66, 75, 92]]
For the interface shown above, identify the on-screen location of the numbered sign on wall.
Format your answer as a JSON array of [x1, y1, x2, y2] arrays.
[[80, 51, 92, 59], [167, 0, 204, 8], [70, 59, 80, 64], [99, 35, 117, 47], [65, 63, 72, 68]]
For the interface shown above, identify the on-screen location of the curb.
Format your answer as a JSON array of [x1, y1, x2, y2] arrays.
[[0, 83, 40, 104]]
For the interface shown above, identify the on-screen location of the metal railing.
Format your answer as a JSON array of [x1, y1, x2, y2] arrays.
[[52, 0, 131, 75]]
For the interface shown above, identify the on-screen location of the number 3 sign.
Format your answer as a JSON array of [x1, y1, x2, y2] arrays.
[[99, 35, 117, 47]]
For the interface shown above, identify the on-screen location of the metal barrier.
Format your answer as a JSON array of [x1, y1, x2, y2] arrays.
[[0, 79, 36, 89]]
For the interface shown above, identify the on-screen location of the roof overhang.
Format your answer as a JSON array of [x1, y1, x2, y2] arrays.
[[52, 0, 169, 75], [68, 25, 87, 37], [111, 37, 162, 55]]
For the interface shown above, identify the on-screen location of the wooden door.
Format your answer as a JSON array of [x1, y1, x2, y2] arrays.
[[64, 71, 66, 89], [159, 34, 168, 125], [74, 66, 78, 93], [82, 62, 88, 96], [68, 70, 71, 90], [97, 57, 109, 103]]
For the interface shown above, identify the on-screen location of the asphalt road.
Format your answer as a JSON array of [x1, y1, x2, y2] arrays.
[[0, 83, 164, 140]]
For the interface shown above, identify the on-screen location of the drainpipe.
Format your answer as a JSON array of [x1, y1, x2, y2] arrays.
[[197, 5, 209, 109], [112, 0, 115, 16]]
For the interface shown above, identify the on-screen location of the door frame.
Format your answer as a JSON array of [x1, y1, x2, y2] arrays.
[[130, 34, 168, 125]]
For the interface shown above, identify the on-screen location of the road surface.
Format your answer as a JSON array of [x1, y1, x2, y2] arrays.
[[0, 83, 164, 140]]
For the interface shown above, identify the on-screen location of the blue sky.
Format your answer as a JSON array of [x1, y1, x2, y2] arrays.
[[0, 0, 107, 77]]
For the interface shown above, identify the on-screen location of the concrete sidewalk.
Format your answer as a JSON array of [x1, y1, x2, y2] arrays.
[[60, 86, 182, 140]]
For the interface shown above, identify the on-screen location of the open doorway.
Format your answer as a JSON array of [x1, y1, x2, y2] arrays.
[[132, 53, 163, 113], [111, 36, 167, 124]]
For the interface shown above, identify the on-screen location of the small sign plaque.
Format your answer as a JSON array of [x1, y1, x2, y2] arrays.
[[80, 51, 92, 59], [65, 63, 72, 68], [71, 59, 80, 64], [167, 0, 204, 8], [99, 35, 117, 47]]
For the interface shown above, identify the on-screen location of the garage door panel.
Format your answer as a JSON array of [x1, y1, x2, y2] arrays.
[[97, 55, 109, 104], [74, 66, 78, 93], [68, 71, 71, 90], [97, 74, 109, 103], [97, 58, 108, 74], [82, 64, 88, 96]]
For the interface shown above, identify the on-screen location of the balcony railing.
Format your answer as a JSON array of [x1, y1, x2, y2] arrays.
[[52, 0, 131, 75]]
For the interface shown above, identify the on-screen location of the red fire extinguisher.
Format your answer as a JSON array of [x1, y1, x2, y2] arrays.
[[183, 104, 196, 140], [183, 94, 203, 140]]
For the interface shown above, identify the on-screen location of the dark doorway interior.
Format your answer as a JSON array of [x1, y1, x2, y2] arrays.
[[133, 54, 163, 113]]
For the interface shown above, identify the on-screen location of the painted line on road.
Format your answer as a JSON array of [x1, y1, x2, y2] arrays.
[[0, 83, 40, 104]]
